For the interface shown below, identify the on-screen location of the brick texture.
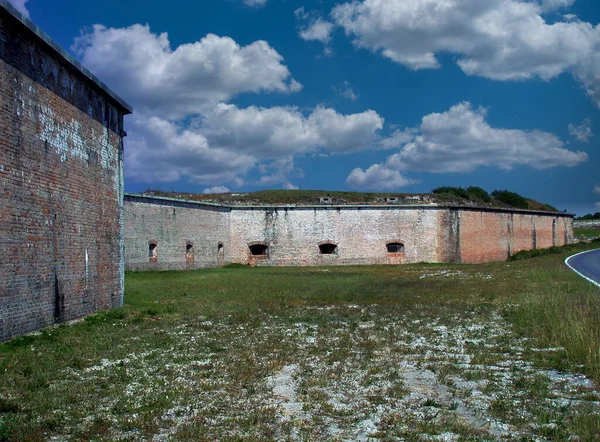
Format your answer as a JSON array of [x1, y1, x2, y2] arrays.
[[0, 8, 128, 341], [124, 196, 230, 271], [124, 197, 574, 269], [458, 210, 573, 264], [229, 207, 443, 266]]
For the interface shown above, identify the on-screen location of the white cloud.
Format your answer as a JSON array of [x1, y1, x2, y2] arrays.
[[296, 7, 335, 54], [346, 164, 417, 190], [307, 106, 384, 153], [387, 102, 588, 172], [594, 184, 600, 195], [540, 0, 575, 12], [299, 18, 334, 44], [596, 202, 600, 209], [334, 81, 358, 101], [75, 22, 389, 189], [203, 186, 231, 194], [125, 114, 256, 185], [7, 0, 29, 17], [73, 24, 301, 119], [257, 158, 301, 189], [243, 0, 269, 7], [125, 105, 385, 186], [347, 102, 588, 189], [329, 0, 600, 107], [378, 129, 415, 150], [283, 182, 300, 190], [201, 103, 384, 156], [569, 118, 594, 143], [294, 7, 309, 20]]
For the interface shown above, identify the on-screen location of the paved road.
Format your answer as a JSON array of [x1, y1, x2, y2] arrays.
[[565, 248, 600, 287]]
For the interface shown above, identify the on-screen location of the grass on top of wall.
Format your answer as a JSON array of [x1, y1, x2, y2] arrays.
[[0, 242, 599, 440]]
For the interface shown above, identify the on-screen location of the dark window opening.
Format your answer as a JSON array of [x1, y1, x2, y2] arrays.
[[249, 244, 268, 256], [186, 242, 194, 264], [218, 242, 225, 264], [148, 243, 157, 257], [319, 243, 338, 255], [149, 242, 158, 262], [387, 242, 404, 254]]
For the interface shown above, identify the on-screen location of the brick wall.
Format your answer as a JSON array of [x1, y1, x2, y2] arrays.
[[123, 197, 574, 269], [229, 206, 444, 266], [124, 195, 230, 271], [457, 209, 573, 264], [0, 5, 129, 341]]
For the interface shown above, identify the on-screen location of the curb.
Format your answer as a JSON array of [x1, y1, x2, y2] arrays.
[[565, 249, 600, 288]]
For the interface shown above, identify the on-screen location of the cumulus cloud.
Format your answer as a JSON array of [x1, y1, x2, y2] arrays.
[[346, 164, 417, 190], [346, 102, 588, 190], [73, 24, 301, 119], [299, 18, 334, 44], [378, 129, 415, 150], [125, 114, 256, 185], [327, 0, 600, 107], [203, 186, 231, 194], [388, 102, 587, 173], [201, 103, 383, 156], [7, 0, 29, 18], [125, 105, 385, 186], [569, 118, 594, 143], [74, 22, 391, 189], [594, 184, 600, 195]]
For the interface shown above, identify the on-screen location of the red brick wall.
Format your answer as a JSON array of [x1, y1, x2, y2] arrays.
[[458, 210, 573, 264], [0, 9, 126, 341]]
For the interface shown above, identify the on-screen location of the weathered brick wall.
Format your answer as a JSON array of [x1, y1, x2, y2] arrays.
[[229, 206, 445, 266], [0, 6, 128, 341], [457, 209, 573, 264], [124, 196, 230, 271], [123, 198, 574, 270]]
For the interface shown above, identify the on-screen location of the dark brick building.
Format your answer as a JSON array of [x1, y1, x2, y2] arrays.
[[0, 1, 132, 341]]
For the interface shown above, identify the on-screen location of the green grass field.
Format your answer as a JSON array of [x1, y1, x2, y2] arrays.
[[575, 228, 600, 240], [1, 244, 600, 440]]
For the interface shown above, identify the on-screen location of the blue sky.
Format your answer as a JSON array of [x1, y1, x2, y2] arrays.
[[11, 0, 600, 215]]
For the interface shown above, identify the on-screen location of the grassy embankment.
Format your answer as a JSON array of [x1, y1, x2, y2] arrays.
[[1, 241, 600, 440]]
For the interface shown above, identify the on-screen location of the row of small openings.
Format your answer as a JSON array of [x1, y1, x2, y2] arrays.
[[148, 241, 224, 262], [249, 242, 405, 256]]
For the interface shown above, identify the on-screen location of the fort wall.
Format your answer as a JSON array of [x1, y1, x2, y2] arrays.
[[124, 195, 574, 270], [574, 220, 600, 228], [0, 2, 131, 340], [124, 196, 230, 271], [456, 209, 572, 264], [229, 206, 444, 266]]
